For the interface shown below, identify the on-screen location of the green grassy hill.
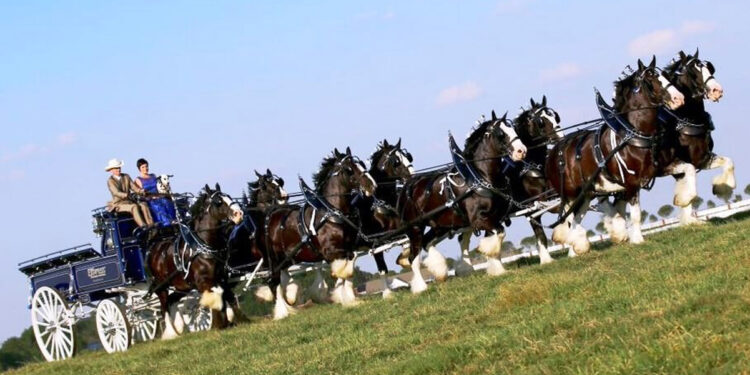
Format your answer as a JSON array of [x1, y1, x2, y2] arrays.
[[11, 214, 750, 375]]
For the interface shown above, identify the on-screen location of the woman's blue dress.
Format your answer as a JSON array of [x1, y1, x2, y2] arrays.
[[137, 174, 176, 226]]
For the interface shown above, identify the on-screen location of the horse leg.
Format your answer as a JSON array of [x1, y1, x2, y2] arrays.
[[307, 264, 329, 303], [530, 218, 553, 264], [628, 193, 645, 244], [454, 230, 474, 276], [373, 252, 394, 299], [552, 201, 576, 257], [568, 197, 592, 254], [271, 276, 296, 320], [406, 229, 428, 294], [423, 232, 448, 282], [223, 286, 248, 325], [478, 229, 506, 276], [330, 256, 358, 306], [280, 270, 300, 306], [159, 291, 179, 340], [600, 197, 627, 243], [708, 154, 736, 200], [664, 161, 701, 225]]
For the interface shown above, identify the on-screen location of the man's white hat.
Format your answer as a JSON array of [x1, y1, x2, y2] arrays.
[[105, 158, 124, 171]]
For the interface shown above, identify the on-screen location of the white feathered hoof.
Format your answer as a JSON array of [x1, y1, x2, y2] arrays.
[[569, 229, 591, 255], [423, 247, 448, 282], [284, 281, 300, 306], [396, 252, 411, 268], [161, 309, 180, 340], [409, 255, 428, 294], [680, 209, 705, 226], [254, 286, 274, 303], [273, 285, 296, 320], [539, 250, 554, 265], [629, 231, 645, 245], [330, 259, 354, 280], [673, 178, 696, 207], [200, 287, 224, 311], [551, 224, 569, 245], [477, 234, 502, 258], [454, 257, 474, 277], [608, 218, 628, 244], [382, 287, 394, 299], [485, 257, 506, 276], [340, 280, 359, 307], [567, 246, 577, 258]]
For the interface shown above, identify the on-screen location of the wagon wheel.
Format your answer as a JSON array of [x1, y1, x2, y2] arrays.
[[96, 299, 131, 353], [129, 307, 159, 343], [178, 292, 213, 332], [30, 286, 75, 361]]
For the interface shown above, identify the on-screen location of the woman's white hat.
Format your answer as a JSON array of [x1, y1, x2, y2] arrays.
[[105, 158, 124, 171]]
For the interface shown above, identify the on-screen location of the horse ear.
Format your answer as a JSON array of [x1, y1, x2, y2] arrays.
[[334, 148, 341, 157], [383, 139, 389, 147], [491, 110, 497, 121], [215, 183, 221, 191], [542, 95, 547, 106], [530, 98, 536, 107], [694, 47, 699, 59], [254, 170, 262, 178], [204, 184, 211, 192], [345, 146, 351, 155], [266, 168, 272, 176], [637, 59, 645, 70], [649, 55, 656, 69], [679, 50, 686, 60], [501, 111, 508, 121], [396, 138, 402, 148]]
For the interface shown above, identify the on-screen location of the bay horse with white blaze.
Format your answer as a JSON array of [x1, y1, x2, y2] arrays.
[[396, 111, 527, 293], [261, 147, 376, 319], [545, 57, 685, 254], [146, 184, 244, 339]]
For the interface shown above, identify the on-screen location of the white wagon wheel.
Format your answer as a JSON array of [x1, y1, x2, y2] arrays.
[[129, 307, 159, 343], [178, 292, 213, 332], [30, 286, 75, 362], [96, 299, 131, 353]]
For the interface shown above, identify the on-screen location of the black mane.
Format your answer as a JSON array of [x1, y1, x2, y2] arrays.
[[464, 120, 494, 161], [613, 70, 638, 109], [312, 154, 339, 191], [246, 180, 261, 207], [189, 188, 211, 220], [369, 141, 393, 169]]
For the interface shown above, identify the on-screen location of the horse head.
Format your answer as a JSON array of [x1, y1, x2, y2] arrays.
[[467, 110, 527, 163], [370, 138, 415, 182], [665, 49, 723, 102], [250, 169, 288, 207], [616, 56, 684, 110], [515, 95, 564, 147], [314, 147, 377, 202], [194, 183, 244, 227]]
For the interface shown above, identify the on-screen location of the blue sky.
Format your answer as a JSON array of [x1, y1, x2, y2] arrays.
[[1, 0, 749, 341]]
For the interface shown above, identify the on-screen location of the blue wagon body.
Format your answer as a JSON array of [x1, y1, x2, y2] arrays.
[[18, 209, 149, 305]]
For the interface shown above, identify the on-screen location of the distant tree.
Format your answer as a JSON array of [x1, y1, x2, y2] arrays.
[[586, 230, 596, 238], [658, 205, 675, 218], [520, 236, 537, 249], [648, 214, 658, 223], [640, 210, 649, 223], [691, 196, 704, 209], [706, 200, 716, 209], [734, 194, 743, 203], [595, 221, 606, 233], [744, 183, 750, 195], [502, 241, 516, 251]]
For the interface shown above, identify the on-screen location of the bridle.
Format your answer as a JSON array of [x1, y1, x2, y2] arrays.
[[673, 57, 717, 99]]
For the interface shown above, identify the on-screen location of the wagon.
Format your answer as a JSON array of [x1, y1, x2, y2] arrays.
[[17, 208, 212, 362]]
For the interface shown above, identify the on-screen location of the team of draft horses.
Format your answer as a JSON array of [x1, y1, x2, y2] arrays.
[[105, 49, 732, 339]]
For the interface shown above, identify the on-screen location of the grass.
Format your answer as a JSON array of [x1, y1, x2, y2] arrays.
[[10, 214, 750, 375]]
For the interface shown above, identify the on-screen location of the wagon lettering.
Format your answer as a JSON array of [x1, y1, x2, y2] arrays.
[[87, 267, 106, 279]]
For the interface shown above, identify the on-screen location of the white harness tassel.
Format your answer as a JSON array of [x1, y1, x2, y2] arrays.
[[308, 208, 317, 235], [610, 131, 636, 182]]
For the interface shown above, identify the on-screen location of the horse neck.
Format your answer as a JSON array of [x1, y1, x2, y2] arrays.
[[369, 168, 399, 205], [518, 131, 548, 166], [321, 177, 352, 214], [192, 213, 226, 249], [472, 139, 506, 186], [620, 91, 660, 135], [673, 83, 707, 120]]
